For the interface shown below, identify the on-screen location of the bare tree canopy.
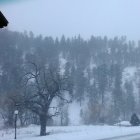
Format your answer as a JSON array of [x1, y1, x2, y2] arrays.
[[23, 62, 72, 136]]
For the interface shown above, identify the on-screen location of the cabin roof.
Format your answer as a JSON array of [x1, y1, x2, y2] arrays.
[[0, 11, 8, 28]]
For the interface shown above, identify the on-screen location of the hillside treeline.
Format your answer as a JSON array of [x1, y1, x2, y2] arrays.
[[0, 29, 140, 127]]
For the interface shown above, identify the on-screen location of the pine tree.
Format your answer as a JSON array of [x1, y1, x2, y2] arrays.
[[112, 64, 123, 120], [130, 113, 140, 126], [124, 81, 135, 119]]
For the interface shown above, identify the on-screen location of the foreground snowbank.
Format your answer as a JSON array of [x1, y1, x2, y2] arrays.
[[0, 125, 140, 140]]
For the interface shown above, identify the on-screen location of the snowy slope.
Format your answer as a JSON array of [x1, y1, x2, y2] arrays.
[[1, 125, 140, 140], [122, 66, 139, 102], [122, 66, 137, 85]]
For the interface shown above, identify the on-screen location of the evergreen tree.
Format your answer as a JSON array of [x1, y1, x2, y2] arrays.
[[112, 64, 123, 120], [124, 81, 135, 119], [130, 113, 140, 126]]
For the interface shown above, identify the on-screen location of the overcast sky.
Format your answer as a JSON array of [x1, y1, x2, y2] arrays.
[[1, 0, 140, 40]]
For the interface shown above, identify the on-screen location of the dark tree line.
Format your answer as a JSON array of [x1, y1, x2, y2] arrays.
[[0, 30, 140, 134]]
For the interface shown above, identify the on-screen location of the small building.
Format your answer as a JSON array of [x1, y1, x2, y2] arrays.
[[0, 11, 8, 28]]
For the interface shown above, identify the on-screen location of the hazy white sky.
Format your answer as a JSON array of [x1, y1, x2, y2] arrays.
[[1, 0, 140, 40]]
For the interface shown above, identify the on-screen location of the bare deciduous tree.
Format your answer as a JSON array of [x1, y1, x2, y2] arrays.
[[23, 62, 71, 136]]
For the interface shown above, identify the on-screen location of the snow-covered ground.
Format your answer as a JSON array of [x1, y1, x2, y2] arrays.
[[1, 124, 140, 140], [114, 121, 131, 127]]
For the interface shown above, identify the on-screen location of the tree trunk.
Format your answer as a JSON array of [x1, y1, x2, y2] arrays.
[[40, 115, 47, 136]]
